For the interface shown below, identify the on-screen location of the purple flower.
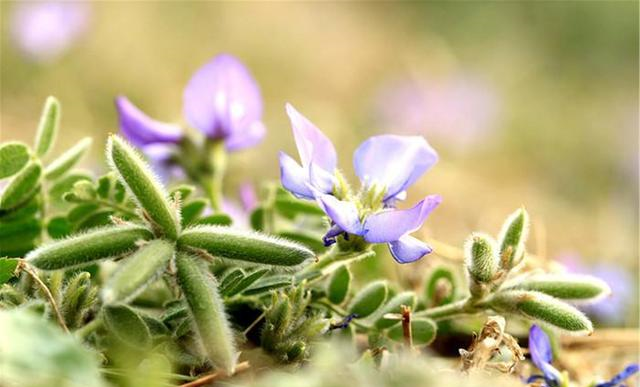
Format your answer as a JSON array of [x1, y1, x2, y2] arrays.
[[595, 364, 639, 387], [10, 1, 90, 63], [279, 104, 441, 264], [116, 54, 265, 152]]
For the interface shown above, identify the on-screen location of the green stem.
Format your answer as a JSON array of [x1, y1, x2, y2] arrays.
[[296, 248, 375, 284], [203, 140, 227, 213], [414, 297, 486, 321], [75, 314, 103, 340], [94, 198, 139, 219], [316, 299, 371, 330]]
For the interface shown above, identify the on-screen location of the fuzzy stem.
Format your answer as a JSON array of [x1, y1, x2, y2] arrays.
[[416, 298, 485, 321], [203, 139, 227, 213]]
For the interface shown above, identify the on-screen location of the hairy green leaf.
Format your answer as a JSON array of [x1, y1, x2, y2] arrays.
[[103, 304, 152, 349], [44, 137, 92, 180], [498, 208, 529, 269], [327, 266, 351, 304], [0, 142, 30, 179], [34, 96, 61, 157], [348, 280, 388, 318], [507, 274, 611, 302], [0, 160, 42, 210], [388, 317, 437, 346], [373, 291, 417, 329], [0, 258, 20, 285]]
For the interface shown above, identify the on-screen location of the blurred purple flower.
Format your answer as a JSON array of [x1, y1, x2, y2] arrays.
[[372, 76, 499, 148], [559, 254, 634, 325], [595, 364, 639, 387], [10, 1, 90, 63], [116, 54, 265, 152], [279, 104, 441, 263]]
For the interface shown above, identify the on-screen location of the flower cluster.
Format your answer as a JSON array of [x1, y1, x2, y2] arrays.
[[279, 104, 441, 263]]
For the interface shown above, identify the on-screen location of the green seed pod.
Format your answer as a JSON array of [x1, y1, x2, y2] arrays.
[[178, 225, 315, 267], [373, 291, 417, 329], [102, 240, 174, 304], [327, 266, 351, 304], [348, 280, 388, 318], [465, 233, 498, 284], [175, 253, 237, 374], [34, 96, 61, 157], [491, 290, 592, 334], [103, 304, 152, 349], [0, 141, 30, 179], [106, 135, 180, 240], [26, 224, 153, 270], [498, 208, 529, 270], [507, 274, 611, 303], [388, 317, 437, 346], [0, 160, 42, 211], [44, 137, 92, 180]]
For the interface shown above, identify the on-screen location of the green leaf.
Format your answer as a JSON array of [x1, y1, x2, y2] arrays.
[[103, 304, 152, 349], [424, 266, 457, 307], [250, 207, 265, 231], [60, 272, 97, 330], [107, 135, 180, 240], [102, 240, 174, 304], [243, 274, 292, 295], [34, 96, 61, 157], [506, 274, 611, 302], [278, 231, 325, 254], [0, 160, 42, 210], [348, 280, 388, 318], [49, 172, 92, 203], [175, 253, 237, 373], [0, 258, 20, 284], [67, 203, 99, 223], [218, 268, 245, 295], [46, 217, 73, 239], [178, 225, 315, 267], [491, 290, 592, 334], [275, 190, 324, 218], [0, 218, 40, 239], [373, 291, 417, 329], [387, 317, 437, 346], [169, 184, 196, 201], [327, 266, 351, 304], [27, 224, 154, 270], [465, 233, 498, 283], [0, 142, 30, 179], [180, 198, 208, 226], [44, 137, 92, 180], [223, 268, 269, 297], [498, 208, 529, 269], [195, 214, 233, 226]]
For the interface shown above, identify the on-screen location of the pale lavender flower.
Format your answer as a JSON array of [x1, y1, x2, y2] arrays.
[[373, 76, 499, 148], [10, 1, 90, 63], [279, 103, 441, 264], [116, 54, 265, 152]]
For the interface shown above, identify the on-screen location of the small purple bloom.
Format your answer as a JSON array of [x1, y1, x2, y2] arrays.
[[279, 105, 440, 263], [595, 364, 639, 387], [116, 54, 265, 152], [527, 325, 563, 387], [10, 1, 90, 63]]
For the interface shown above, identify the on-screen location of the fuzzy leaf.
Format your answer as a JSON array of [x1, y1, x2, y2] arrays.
[[498, 208, 529, 269], [195, 214, 233, 226], [0, 142, 30, 179], [175, 253, 237, 373], [34, 96, 61, 157], [507, 274, 611, 302], [46, 217, 73, 239], [348, 280, 388, 318], [27, 225, 153, 270], [44, 137, 92, 180], [103, 304, 152, 349], [0, 258, 20, 284], [424, 266, 457, 307], [49, 172, 92, 203], [387, 317, 437, 346], [491, 290, 593, 334], [102, 240, 174, 304], [373, 291, 417, 329], [178, 225, 315, 267], [243, 274, 292, 295], [180, 198, 208, 226], [0, 160, 42, 210], [327, 266, 351, 304], [223, 268, 269, 297], [107, 135, 180, 240]]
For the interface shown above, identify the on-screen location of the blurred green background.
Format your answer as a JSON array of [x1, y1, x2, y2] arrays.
[[1, 2, 637, 324]]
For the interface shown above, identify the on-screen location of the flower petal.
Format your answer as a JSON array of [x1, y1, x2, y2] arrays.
[[353, 135, 438, 200], [315, 194, 363, 235], [225, 120, 266, 151], [279, 151, 314, 199], [529, 325, 562, 386], [183, 54, 263, 140], [596, 364, 639, 387], [309, 162, 336, 195], [115, 96, 183, 147], [388, 235, 432, 264], [363, 194, 441, 243], [285, 103, 337, 172]]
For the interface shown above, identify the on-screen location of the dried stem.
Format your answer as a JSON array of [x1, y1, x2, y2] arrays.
[[19, 261, 69, 333], [178, 361, 250, 387], [401, 305, 412, 349]]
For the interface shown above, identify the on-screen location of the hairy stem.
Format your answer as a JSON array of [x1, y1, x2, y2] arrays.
[[416, 298, 485, 321], [203, 139, 227, 213]]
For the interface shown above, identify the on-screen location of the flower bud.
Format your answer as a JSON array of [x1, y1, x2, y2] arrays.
[[465, 233, 498, 284], [498, 208, 529, 270]]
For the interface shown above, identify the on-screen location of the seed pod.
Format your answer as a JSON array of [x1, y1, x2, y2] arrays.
[[106, 135, 180, 240], [27, 224, 153, 270], [465, 233, 498, 283], [175, 253, 237, 374], [34, 96, 60, 157], [45, 137, 92, 180], [373, 291, 417, 329], [348, 280, 388, 318], [507, 274, 611, 303], [178, 225, 315, 267], [498, 208, 529, 270], [102, 240, 174, 304], [0, 160, 42, 210], [0, 141, 30, 179], [327, 266, 351, 304], [491, 290, 592, 334], [388, 317, 437, 346], [103, 304, 152, 349]]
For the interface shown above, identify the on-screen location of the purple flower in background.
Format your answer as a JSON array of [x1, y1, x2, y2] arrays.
[[221, 183, 258, 229], [116, 54, 265, 152], [372, 76, 499, 149], [10, 1, 90, 63], [279, 104, 441, 263], [595, 365, 639, 387]]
